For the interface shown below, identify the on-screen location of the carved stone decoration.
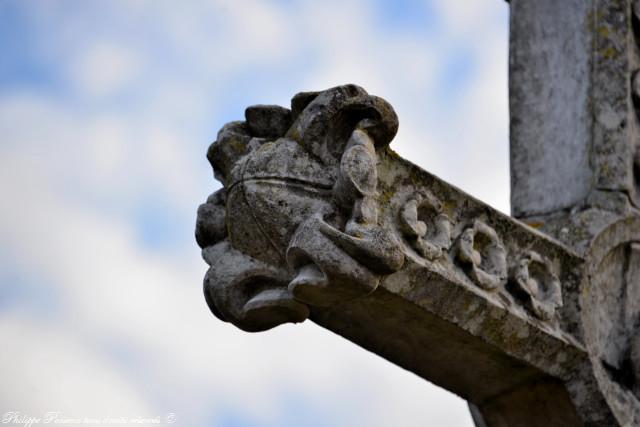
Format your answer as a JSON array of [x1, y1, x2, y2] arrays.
[[510, 250, 562, 320], [398, 191, 451, 260], [581, 217, 640, 425], [455, 220, 507, 290], [196, 84, 405, 332]]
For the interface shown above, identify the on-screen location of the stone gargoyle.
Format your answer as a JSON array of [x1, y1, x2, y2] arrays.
[[196, 85, 406, 332]]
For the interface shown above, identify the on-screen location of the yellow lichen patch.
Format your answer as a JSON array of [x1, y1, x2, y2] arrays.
[[384, 147, 401, 160], [407, 167, 424, 186], [524, 221, 544, 229], [602, 46, 618, 59], [443, 200, 457, 218], [229, 137, 247, 154], [378, 187, 396, 206], [596, 26, 609, 38]]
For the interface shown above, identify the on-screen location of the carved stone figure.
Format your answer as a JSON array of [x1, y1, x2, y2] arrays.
[[196, 85, 404, 332]]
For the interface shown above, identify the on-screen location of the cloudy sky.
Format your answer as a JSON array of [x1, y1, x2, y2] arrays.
[[0, 1, 509, 426]]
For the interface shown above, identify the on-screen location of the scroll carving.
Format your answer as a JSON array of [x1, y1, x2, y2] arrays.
[[196, 85, 405, 331], [455, 220, 507, 290], [510, 251, 562, 320], [398, 191, 451, 260]]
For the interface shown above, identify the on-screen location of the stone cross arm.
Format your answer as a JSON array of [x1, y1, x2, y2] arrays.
[[195, 83, 639, 426]]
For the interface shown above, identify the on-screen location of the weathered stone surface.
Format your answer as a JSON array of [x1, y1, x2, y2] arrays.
[[581, 216, 640, 425], [505, 2, 640, 424], [509, 0, 593, 218], [195, 190, 226, 248], [245, 105, 292, 139], [196, 84, 640, 426], [510, 0, 640, 220]]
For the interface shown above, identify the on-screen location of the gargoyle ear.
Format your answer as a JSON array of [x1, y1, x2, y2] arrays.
[[208, 121, 251, 186], [286, 84, 399, 166]]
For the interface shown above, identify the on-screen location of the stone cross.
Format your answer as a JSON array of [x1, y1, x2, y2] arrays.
[[195, 1, 640, 425]]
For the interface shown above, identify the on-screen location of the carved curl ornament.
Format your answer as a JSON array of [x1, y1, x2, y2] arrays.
[[455, 220, 507, 291], [398, 191, 451, 260], [511, 250, 562, 320]]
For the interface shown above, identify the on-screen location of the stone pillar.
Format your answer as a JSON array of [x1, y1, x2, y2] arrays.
[[509, 0, 593, 218], [510, 0, 640, 248]]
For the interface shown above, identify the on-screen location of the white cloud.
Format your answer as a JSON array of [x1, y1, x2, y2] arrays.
[[72, 42, 143, 98], [0, 0, 512, 425], [0, 312, 154, 417]]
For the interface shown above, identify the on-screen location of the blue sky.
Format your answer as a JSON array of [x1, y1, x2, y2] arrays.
[[0, 1, 509, 426]]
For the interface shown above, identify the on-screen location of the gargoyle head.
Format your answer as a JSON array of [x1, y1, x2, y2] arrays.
[[197, 84, 403, 331]]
